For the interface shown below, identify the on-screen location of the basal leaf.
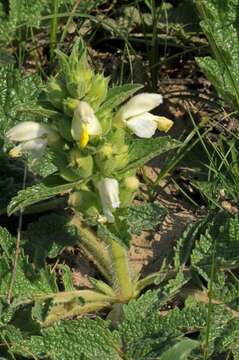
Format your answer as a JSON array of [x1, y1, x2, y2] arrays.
[[159, 339, 199, 360], [12, 318, 120, 360], [191, 211, 239, 279], [24, 214, 78, 267], [0, 227, 58, 299]]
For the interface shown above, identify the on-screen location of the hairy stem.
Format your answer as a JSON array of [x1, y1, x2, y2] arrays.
[[71, 215, 112, 282], [109, 239, 134, 302], [50, 0, 59, 60]]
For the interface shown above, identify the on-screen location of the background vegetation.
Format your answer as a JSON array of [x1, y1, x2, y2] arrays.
[[0, 0, 239, 359]]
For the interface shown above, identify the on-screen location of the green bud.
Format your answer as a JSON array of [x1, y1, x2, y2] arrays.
[[124, 176, 140, 191], [69, 150, 94, 178], [66, 70, 93, 99], [85, 74, 109, 110], [68, 190, 100, 217], [46, 77, 67, 110], [63, 98, 80, 117], [66, 45, 93, 98], [95, 149, 129, 177], [119, 176, 139, 207], [97, 143, 114, 161]]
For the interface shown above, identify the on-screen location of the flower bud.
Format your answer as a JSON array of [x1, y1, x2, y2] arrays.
[[124, 176, 140, 190], [85, 74, 109, 110], [66, 47, 93, 98], [95, 147, 129, 177], [46, 77, 67, 110], [97, 143, 114, 160], [119, 175, 139, 207], [69, 190, 100, 217], [63, 98, 80, 117], [69, 150, 94, 178]]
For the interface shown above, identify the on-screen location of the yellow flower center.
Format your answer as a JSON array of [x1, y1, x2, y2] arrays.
[[9, 147, 22, 158], [79, 123, 89, 148]]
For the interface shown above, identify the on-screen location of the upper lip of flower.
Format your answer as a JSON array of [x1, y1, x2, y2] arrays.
[[6, 121, 49, 142], [6, 121, 57, 159], [71, 101, 102, 148], [115, 93, 173, 138], [97, 177, 120, 223], [117, 93, 163, 121]]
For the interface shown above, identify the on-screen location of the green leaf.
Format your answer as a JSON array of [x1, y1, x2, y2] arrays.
[[7, 180, 83, 215], [196, 0, 239, 111], [29, 150, 57, 177], [121, 136, 180, 172], [191, 211, 239, 279], [0, 227, 58, 299], [24, 214, 78, 267], [216, 318, 239, 358], [12, 318, 121, 360], [121, 203, 167, 236], [0, 67, 42, 136], [97, 217, 131, 248], [99, 83, 143, 112], [0, 151, 32, 213], [159, 339, 199, 360], [0, 50, 15, 66], [173, 218, 209, 271]]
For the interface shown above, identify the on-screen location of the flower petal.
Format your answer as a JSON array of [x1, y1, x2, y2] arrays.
[[126, 112, 158, 138], [156, 116, 174, 133], [6, 121, 47, 142], [9, 138, 47, 159], [97, 178, 120, 223], [71, 101, 101, 141], [117, 93, 163, 121]]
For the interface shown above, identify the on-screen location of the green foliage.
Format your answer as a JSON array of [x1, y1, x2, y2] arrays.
[[123, 136, 180, 173], [196, 0, 239, 111], [7, 180, 83, 215], [173, 217, 209, 271], [99, 84, 143, 113], [0, 227, 58, 299], [0, 0, 107, 45], [0, 152, 27, 213], [97, 203, 167, 248], [12, 318, 120, 360], [159, 339, 199, 360], [191, 212, 239, 280], [0, 67, 42, 136], [4, 7, 239, 359], [24, 213, 78, 267], [122, 203, 167, 236]]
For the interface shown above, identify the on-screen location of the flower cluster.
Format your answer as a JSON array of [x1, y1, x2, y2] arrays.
[[6, 42, 173, 223]]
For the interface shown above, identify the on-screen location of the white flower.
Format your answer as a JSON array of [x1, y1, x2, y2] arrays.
[[71, 101, 102, 148], [116, 93, 173, 138], [6, 121, 58, 159], [97, 178, 120, 223]]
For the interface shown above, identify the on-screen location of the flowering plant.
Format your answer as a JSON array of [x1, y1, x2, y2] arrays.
[[6, 40, 178, 323]]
